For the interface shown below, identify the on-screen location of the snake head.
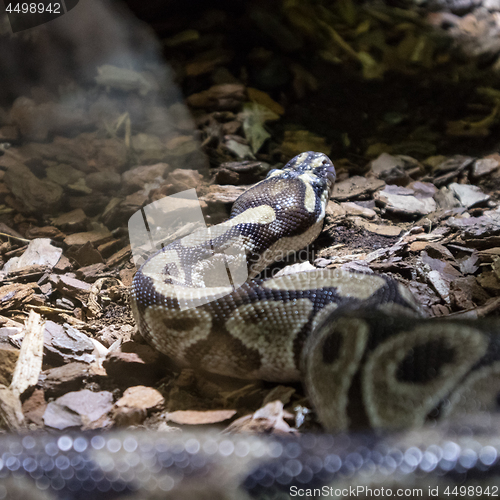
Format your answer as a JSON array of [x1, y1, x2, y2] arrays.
[[270, 152, 336, 198]]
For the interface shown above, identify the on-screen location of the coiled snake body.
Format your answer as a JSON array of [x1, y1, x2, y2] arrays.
[[131, 151, 500, 432], [1, 152, 499, 498]]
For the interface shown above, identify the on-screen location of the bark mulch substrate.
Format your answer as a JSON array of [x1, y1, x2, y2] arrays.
[[0, 0, 500, 434]]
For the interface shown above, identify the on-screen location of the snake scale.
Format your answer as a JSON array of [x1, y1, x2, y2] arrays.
[[1, 152, 500, 498]]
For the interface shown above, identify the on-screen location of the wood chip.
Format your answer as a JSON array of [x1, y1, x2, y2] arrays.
[[167, 409, 237, 425], [10, 310, 44, 398]]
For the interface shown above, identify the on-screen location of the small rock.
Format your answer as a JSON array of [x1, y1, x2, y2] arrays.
[[122, 163, 168, 191], [95, 65, 158, 95], [3, 238, 62, 275], [326, 202, 347, 218], [473, 157, 500, 178], [43, 321, 95, 365], [64, 225, 112, 246], [332, 176, 385, 201], [484, 0, 500, 10], [435, 186, 461, 210], [10, 97, 89, 141], [86, 170, 121, 192], [449, 183, 490, 208], [131, 134, 167, 163], [46, 163, 84, 187], [43, 401, 82, 430], [450, 276, 489, 310], [375, 185, 436, 216], [226, 401, 295, 434], [103, 342, 170, 385], [0, 345, 19, 386], [4, 163, 63, 213], [116, 386, 164, 410], [370, 153, 409, 184], [166, 409, 237, 425], [423, 243, 454, 260], [341, 202, 376, 219], [224, 139, 255, 160], [408, 181, 438, 198], [41, 362, 90, 398], [433, 155, 474, 174], [166, 168, 202, 192], [22, 388, 46, 427], [427, 270, 452, 304], [43, 390, 113, 430], [201, 184, 248, 205], [351, 217, 403, 236], [0, 283, 38, 310]]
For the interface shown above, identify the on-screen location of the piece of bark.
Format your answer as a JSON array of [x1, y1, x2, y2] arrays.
[[10, 310, 45, 398], [0, 283, 38, 311]]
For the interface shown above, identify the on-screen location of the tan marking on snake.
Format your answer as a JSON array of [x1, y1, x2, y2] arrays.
[[263, 269, 386, 299], [179, 206, 276, 249], [304, 317, 369, 431], [363, 324, 488, 429], [144, 306, 213, 361], [299, 173, 318, 213], [226, 298, 314, 381]]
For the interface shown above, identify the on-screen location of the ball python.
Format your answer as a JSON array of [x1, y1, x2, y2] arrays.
[[1, 152, 499, 498], [131, 151, 500, 432]]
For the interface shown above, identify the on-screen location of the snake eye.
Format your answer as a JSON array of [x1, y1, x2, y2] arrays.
[[267, 169, 280, 178]]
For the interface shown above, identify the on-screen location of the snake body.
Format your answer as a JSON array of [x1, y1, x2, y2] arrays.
[[131, 151, 500, 432]]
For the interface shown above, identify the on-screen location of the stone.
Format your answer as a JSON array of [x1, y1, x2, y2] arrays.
[[165, 168, 202, 192], [473, 157, 500, 178], [103, 342, 169, 385], [374, 185, 437, 216], [64, 226, 112, 246], [201, 184, 248, 205], [3, 238, 62, 275], [341, 202, 376, 219], [43, 321, 95, 365], [46, 163, 84, 186], [351, 217, 403, 236], [449, 183, 490, 208], [40, 362, 90, 398], [115, 386, 164, 410], [4, 163, 63, 213], [43, 390, 113, 430], [332, 176, 385, 201], [370, 153, 408, 183], [122, 163, 169, 191], [86, 170, 121, 192], [9, 97, 89, 141]]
